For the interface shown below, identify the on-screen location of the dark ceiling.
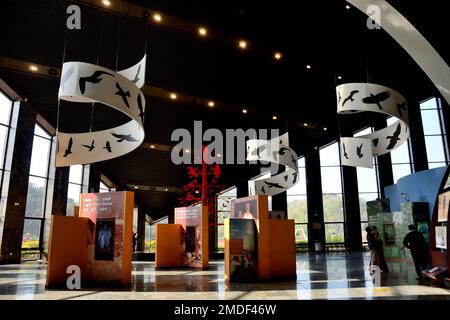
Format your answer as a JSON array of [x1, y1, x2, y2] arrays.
[[0, 0, 448, 219]]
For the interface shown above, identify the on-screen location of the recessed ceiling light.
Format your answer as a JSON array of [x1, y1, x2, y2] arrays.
[[150, 145, 155, 149], [304, 123, 308, 127], [338, 75, 342, 80], [153, 13, 162, 22], [323, 127, 328, 131], [274, 52, 282, 60], [346, 5, 351, 9], [165, 188, 168, 192], [134, 186, 138, 189], [306, 64, 312, 69], [208, 101, 215, 107], [102, 0, 111, 6], [185, 149, 190, 153], [170, 93, 177, 100], [217, 154, 222, 157], [242, 108, 248, 114], [238, 40, 247, 49], [29, 65, 38, 72], [272, 115, 277, 120], [198, 27, 207, 37]]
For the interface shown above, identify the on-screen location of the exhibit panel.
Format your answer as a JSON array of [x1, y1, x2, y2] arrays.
[[154, 224, 183, 268], [46, 191, 134, 287]]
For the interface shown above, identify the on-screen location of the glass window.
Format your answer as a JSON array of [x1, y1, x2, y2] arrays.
[[295, 224, 308, 244], [0, 125, 8, 169], [25, 176, 47, 218], [288, 195, 308, 223], [322, 194, 344, 222], [386, 117, 413, 182], [22, 219, 41, 249], [99, 181, 110, 192], [0, 91, 12, 125], [147, 216, 168, 253], [29, 136, 51, 177], [67, 183, 81, 216], [325, 223, 344, 243], [69, 165, 83, 184]]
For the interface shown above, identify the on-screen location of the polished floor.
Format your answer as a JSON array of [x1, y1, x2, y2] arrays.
[[0, 252, 449, 300]]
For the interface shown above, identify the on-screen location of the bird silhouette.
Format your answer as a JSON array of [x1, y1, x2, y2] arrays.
[[291, 155, 298, 170], [362, 91, 391, 110], [397, 101, 407, 117], [342, 90, 359, 106], [251, 145, 266, 158], [60, 65, 74, 91], [137, 93, 145, 125], [261, 186, 266, 194], [284, 175, 289, 182], [115, 82, 131, 108], [63, 137, 73, 157], [103, 141, 112, 152], [82, 140, 95, 152], [111, 132, 139, 142], [386, 124, 402, 150], [292, 171, 298, 183], [372, 138, 379, 147], [131, 64, 141, 84], [265, 181, 284, 189], [356, 143, 364, 158], [343, 143, 349, 159], [337, 91, 342, 105], [79, 70, 113, 94]]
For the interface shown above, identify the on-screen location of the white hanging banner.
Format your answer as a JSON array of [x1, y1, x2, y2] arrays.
[[246, 133, 299, 196], [336, 83, 409, 168], [56, 55, 147, 167]]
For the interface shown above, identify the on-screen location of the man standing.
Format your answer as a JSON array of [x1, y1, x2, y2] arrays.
[[365, 227, 376, 273], [403, 225, 428, 279]]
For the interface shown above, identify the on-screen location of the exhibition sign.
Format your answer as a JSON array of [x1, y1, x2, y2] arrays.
[[56, 55, 146, 167], [336, 83, 409, 168]]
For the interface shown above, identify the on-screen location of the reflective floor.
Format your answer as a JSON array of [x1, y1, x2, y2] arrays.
[[0, 252, 449, 300]]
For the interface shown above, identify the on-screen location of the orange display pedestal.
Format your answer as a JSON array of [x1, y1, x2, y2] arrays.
[[46, 191, 134, 287], [155, 205, 209, 269], [225, 195, 296, 283]]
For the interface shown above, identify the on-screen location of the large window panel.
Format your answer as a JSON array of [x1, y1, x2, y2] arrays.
[[325, 223, 344, 243], [287, 195, 308, 223], [322, 194, 344, 222], [320, 167, 342, 194], [69, 165, 83, 184], [359, 192, 379, 221], [319, 143, 341, 166], [22, 219, 41, 249], [421, 110, 442, 135], [29, 136, 51, 177], [66, 183, 81, 216], [424, 136, 446, 163], [295, 224, 308, 244], [0, 126, 8, 168], [0, 92, 12, 125], [25, 176, 47, 218], [356, 167, 378, 193]]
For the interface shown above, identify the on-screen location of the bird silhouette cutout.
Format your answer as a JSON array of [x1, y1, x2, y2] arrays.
[[63, 137, 73, 157], [284, 175, 289, 182], [251, 145, 266, 158], [82, 140, 95, 152], [362, 91, 391, 110], [131, 64, 141, 84], [372, 138, 379, 147], [60, 65, 74, 91], [356, 143, 364, 158], [261, 186, 266, 194], [291, 155, 298, 170], [292, 171, 298, 183], [386, 123, 402, 150], [115, 82, 131, 108], [397, 101, 407, 117], [265, 181, 284, 189], [337, 91, 342, 105], [103, 141, 112, 152], [79, 70, 113, 94], [111, 132, 139, 142], [137, 93, 145, 125], [342, 90, 359, 106], [343, 143, 349, 159]]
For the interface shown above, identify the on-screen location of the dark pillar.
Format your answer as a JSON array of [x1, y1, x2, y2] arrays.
[[271, 191, 287, 213], [0, 102, 36, 264], [236, 181, 248, 198], [84, 164, 101, 193], [51, 167, 69, 215], [408, 100, 429, 172], [438, 98, 450, 163], [373, 118, 394, 198], [305, 148, 325, 252], [340, 126, 363, 251], [136, 207, 146, 252]]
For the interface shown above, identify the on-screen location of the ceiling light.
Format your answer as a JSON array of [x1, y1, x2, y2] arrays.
[[217, 154, 222, 157], [170, 93, 177, 100], [150, 145, 155, 149], [242, 108, 248, 114], [306, 64, 312, 69], [304, 123, 308, 127], [198, 27, 207, 37], [346, 5, 351, 9], [29, 65, 38, 72], [274, 52, 282, 60], [272, 115, 277, 120], [185, 149, 190, 153], [238, 40, 247, 49], [208, 101, 215, 107], [153, 13, 162, 22], [338, 75, 342, 80], [323, 127, 328, 131], [134, 186, 138, 189], [101, 0, 111, 6], [165, 188, 168, 192]]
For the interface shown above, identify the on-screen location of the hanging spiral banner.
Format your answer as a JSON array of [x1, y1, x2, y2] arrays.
[[336, 83, 409, 168], [56, 55, 147, 167], [246, 133, 299, 196]]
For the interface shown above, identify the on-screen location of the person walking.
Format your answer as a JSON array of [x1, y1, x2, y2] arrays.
[[365, 227, 376, 273], [372, 226, 389, 272], [403, 224, 428, 279]]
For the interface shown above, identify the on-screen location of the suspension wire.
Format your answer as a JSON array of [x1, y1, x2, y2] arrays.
[[56, 0, 72, 135], [115, 7, 122, 72]]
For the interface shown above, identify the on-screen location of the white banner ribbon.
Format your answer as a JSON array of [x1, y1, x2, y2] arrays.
[[337, 83, 409, 168], [56, 55, 147, 167]]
